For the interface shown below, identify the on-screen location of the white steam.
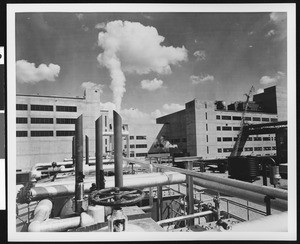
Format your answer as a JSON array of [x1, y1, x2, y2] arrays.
[[97, 20, 188, 111]]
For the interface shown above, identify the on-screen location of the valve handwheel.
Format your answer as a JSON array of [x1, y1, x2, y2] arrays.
[[89, 187, 145, 207]]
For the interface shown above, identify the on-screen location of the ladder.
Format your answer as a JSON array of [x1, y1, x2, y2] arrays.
[[230, 86, 255, 157]]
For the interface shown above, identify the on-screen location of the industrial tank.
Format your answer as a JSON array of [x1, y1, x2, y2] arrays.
[[228, 156, 260, 182]]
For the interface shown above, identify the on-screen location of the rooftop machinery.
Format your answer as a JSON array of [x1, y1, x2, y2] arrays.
[[16, 111, 288, 233]]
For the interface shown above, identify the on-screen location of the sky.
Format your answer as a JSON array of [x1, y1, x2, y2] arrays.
[[15, 10, 287, 125]]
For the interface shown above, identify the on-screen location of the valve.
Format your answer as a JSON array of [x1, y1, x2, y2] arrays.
[[269, 165, 281, 187]]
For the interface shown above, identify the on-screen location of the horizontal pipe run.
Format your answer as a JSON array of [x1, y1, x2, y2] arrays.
[[28, 199, 53, 232], [150, 163, 287, 201], [20, 172, 186, 203], [157, 210, 213, 226], [230, 211, 288, 232], [193, 178, 287, 212]]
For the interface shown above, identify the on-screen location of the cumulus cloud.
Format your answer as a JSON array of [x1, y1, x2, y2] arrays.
[[16, 60, 60, 84], [97, 20, 188, 111], [193, 50, 206, 61], [266, 29, 275, 37], [269, 12, 287, 40], [256, 88, 264, 94], [162, 103, 185, 113], [95, 22, 106, 30], [81, 81, 104, 92], [259, 71, 285, 85], [141, 78, 164, 91], [190, 74, 214, 85]]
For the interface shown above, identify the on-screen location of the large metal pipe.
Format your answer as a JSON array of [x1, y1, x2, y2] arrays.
[[85, 135, 89, 165], [75, 115, 84, 213], [95, 116, 105, 190], [113, 111, 123, 187], [186, 161, 194, 226], [18, 172, 186, 203], [150, 163, 287, 201], [27, 199, 53, 232], [230, 211, 288, 232], [157, 210, 213, 226], [193, 178, 287, 212]]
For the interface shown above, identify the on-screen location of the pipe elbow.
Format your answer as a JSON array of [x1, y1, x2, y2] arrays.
[[28, 221, 41, 232]]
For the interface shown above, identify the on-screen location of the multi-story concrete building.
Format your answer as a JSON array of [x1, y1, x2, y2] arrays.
[[153, 85, 285, 160], [16, 86, 148, 170]]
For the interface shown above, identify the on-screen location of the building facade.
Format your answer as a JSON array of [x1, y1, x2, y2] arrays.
[[155, 86, 283, 160], [16, 87, 148, 170]]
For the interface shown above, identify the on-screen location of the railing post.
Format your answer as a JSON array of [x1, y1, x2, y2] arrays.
[[185, 161, 194, 227], [265, 196, 272, 216]]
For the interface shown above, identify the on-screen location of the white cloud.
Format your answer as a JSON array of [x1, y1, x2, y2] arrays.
[[81, 81, 104, 92], [256, 88, 264, 94], [190, 74, 214, 85], [97, 20, 188, 111], [140, 78, 164, 91], [269, 12, 287, 40], [162, 103, 185, 113], [270, 12, 286, 23], [75, 13, 84, 21], [16, 60, 60, 84], [266, 29, 275, 37], [193, 50, 206, 61], [259, 71, 285, 85], [121, 108, 154, 124], [95, 22, 106, 30]]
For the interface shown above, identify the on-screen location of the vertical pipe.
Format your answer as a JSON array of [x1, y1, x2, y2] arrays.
[[126, 135, 130, 158], [95, 116, 105, 190], [85, 135, 89, 165], [186, 161, 194, 227], [72, 136, 75, 166], [149, 163, 154, 208], [113, 111, 123, 188], [156, 167, 163, 221], [75, 115, 84, 214]]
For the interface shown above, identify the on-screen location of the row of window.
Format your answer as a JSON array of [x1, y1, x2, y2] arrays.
[[216, 126, 241, 131], [217, 136, 274, 142], [125, 144, 147, 149], [16, 104, 77, 112], [17, 117, 77, 124], [16, 130, 75, 137], [217, 146, 276, 153], [129, 136, 147, 140], [216, 115, 277, 122]]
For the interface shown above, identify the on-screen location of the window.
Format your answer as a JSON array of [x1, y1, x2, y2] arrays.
[[223, 148, 233, 152], [263, 137, 271, 141], [253, 117, 261, 122], [129, 136, 134, 140], [105, 116, 107, 127], [222, 126, 232, 131], [136, 144, 147, 148], [247, 137, 253, 141], [205, 112, 208, 120], [16, 117, 28, 124], [206, 135, 208, 142], [244, 117, 251, 121], [206, 124, 208, 131], [264, 147, 271, 151], [31, 130, 53, 137], [56, 105, 77, 112], [254, 147, 262, 151], [233, 126, 240, 131], [31, 104, 53, 111], [232, 116, 241, 120], [271, 118, 278, 122], [233, 137, 238, 141], [56, 118, 76, 124], [216, 115, 220, 120], [207, 146, 209, 154], [262, 118, 269, 122], [31, 118, 53, 124], [221, 115, 231, 120], [136, 153, 147, 157], [245, 147, 253, 151], [105, 139, 107, 145], [217, 137, 221, 142], [216, 126, 221, 131], [130, 153, 135, 157], [254, 137, 262, 141], [182, 138, 187, 142], [217, 148, 222, 153], [16, 131, 27, 137], [130, 145, 135, 148], [136, 136, 146, 140], [16, 104, 28, 110], [56, 131, 75, 137], [223, 137, 232, 141], [272, 146, 277, 150], [205, 103, 207, 109]]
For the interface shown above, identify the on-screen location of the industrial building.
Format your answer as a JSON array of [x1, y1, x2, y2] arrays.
[[16, 86, 149, 170], [152, 85, 286, 160]]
